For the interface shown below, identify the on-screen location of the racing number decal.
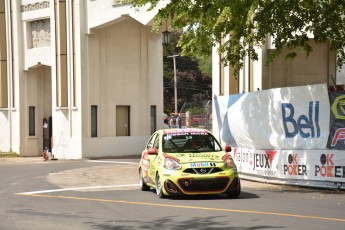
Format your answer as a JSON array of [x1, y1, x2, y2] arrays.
[[148, 160, 155, 179], [141, 151, 149, 176], [141, 150, 156, 181]]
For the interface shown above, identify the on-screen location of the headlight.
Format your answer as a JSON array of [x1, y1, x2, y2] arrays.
[[224, 155, 236, 168], [164, 158, 181, 170]]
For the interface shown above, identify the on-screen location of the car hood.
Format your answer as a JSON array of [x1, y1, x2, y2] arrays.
[[166, 152, 225, 163]]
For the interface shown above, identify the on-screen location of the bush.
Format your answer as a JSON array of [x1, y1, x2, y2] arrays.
[[0, 152, 18, 158]]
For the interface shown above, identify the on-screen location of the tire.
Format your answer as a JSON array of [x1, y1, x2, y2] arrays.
[[139, 168, 150, 191], [155, 174, 165, 198], [227, 181, 241, 198]]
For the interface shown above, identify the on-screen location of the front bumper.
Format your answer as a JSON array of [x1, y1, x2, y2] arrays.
[[161, 170, 239, 196]]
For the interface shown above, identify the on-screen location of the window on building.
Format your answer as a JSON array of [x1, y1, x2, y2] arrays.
[[29, 106, 35, 136], [116, 106, 130, 136], [91, 105, 97, 137], [150, 105, 156, 134]]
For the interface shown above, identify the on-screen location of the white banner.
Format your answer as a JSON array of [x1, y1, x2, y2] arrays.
[[231, 148, 345, 183], [214, 84, 330, 149]]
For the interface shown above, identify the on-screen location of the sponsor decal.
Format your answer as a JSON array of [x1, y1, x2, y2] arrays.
[[189, 162, 216, 168], [141, 159, 148, 171], [283, 154, 307, 176], [253, 153, 270, 170], [253, 151, 276, 171], [265, 150, 277, 166], [331, 128, 345, 146], [164, 129, 208, 135], [234, 149, 278, 177], [141, 152, 149, 174], [328, 91, 345, 150], [331, 94, 345, 120], [282, 101, 320, 138], [163, 169, 174, 175], [189, 153, 212, 158], [315, 154, 345, 178]]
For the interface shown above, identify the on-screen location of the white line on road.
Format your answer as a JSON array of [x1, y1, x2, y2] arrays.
[[17, 184, 140, 195], [17, 159, 139, 195], [86, 160, 138, 165]]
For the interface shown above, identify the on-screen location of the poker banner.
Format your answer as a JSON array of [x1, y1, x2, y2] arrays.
[[231, 148, 345, 183]]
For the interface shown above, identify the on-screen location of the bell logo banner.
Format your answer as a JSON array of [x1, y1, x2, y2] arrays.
[[214, 84, 330, 150]]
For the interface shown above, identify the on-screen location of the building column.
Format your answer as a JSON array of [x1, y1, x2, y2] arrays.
[[0, 0, 8, 108], [55, 0, 68, 107]]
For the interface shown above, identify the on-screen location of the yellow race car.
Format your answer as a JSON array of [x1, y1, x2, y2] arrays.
[[139, 128, 240, 198]]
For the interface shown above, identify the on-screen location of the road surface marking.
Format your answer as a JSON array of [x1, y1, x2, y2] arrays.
[[15, 193, 345, 223], [86, 160, 138, 165], [17, 184, 139, 195]]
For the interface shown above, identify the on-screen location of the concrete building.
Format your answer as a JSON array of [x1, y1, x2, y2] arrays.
[[0, 0, 164, 159], [212, 36, 344, 96]]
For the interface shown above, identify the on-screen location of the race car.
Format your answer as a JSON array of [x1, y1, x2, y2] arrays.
[[139, 128, 240, 198]]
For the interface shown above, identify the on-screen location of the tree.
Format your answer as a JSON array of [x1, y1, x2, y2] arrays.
[[163, 31, 212, 114], [132, 0, 345, 75]]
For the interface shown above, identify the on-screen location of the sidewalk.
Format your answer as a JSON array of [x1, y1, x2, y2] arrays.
[[0, 157, 46, 163]]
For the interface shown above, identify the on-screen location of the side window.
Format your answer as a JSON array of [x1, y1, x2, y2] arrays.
[[153, 134, 160, 150], [147, 133, 158, 149], [210, 136, 221, 151]]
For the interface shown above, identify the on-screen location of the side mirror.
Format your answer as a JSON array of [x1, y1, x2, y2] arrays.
[[148, 148, 158, 155], [224, 145, 232, 152]]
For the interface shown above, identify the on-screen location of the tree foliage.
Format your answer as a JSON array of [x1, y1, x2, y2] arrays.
[[132, 0, 345, 75], [163, 31, 212, 114]]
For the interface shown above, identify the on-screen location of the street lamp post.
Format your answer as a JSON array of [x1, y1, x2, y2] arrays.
[[162, 25, 179, 114], [168, 54, 179, 114]]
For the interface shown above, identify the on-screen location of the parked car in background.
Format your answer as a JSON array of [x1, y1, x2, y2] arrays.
[[191, 114, 207, 126], [139, 128, 241, 198]]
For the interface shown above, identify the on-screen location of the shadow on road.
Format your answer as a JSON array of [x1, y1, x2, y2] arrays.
[[141, 189, 259, 200], [85, 216, 281, 230]]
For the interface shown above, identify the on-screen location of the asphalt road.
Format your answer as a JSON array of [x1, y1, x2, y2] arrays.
[[1, 157, 345, 230]]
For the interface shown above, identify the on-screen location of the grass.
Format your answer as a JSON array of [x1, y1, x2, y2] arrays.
[[0, 152, 19, 158]]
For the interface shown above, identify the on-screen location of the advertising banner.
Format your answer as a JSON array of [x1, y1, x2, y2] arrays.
[[213, 93, 244, 147], [214, 84, 330, 150], [231, 147, 345, 183], [328, 91, 345, 149]]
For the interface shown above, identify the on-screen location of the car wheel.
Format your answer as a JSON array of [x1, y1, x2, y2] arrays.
[[227, 181, 241, 198], [139, 168, 150, 191], [155, 174, 165, 198]]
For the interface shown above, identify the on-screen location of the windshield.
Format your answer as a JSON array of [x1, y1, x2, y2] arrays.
[[162, 132, 222, 153]]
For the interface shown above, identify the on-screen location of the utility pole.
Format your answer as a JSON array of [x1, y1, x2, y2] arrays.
[[168, 54, 179, 114]]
